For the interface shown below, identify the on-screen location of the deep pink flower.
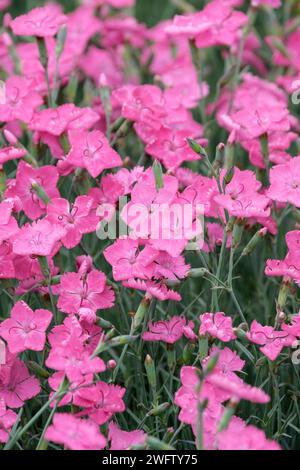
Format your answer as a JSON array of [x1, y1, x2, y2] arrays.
[[0, 76, 43, 124], [45, 414, 106, 450], [0, 301, 52, 354], [0, 145, 26, 164], [12, 219, 65, 257], [29, 104, 99, 137], [11, 5, 67, 38], [66, 130, 122, 178], [109, 422, 146, 450], [104, 239, 157, 282], [57, 270, 115, 314], [74, 382, 126, 425], [0, 200, 18, 244], [0, 354, 40, 408], [246, 320, 296, 361], [0, 399, 17, 443], [199, 312, 236, 342], [5, 161, 59, 220], [46, 196, 99, 249]]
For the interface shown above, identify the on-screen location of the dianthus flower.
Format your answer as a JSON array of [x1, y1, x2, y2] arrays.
[[0, 301, 52, 354]]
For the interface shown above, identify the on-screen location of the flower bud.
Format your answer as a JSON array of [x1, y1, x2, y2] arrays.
[[107, 359, 117, 370], [153, 160, 164, 191], [3, 129, 18, 145]]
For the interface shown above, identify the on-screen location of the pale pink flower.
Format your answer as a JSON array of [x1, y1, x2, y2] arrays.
[[11, 5, 67, 38], [166, 1, 248, 48], [57, 270, 115, 314], [218, 418, 281, 450], [109, 422, 146, 450], [45, 414, 106, 450], [199, 312, 236, 342], [208, 374, 270, 404], [0, 301, 52, 354], [251, 0, 281, 7]]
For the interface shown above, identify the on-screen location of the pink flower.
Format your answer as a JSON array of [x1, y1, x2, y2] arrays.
[[57, 270, 115, 315], [0, 0, 10, 11], [12, 219, 65, 257], [203, 346, 245, 377], [0, 200, 18, 244], [214, 168, 270, 219], [0, 354, 40, 408], [0, 146, 26, 165], [142, 316, 195, 344], [0, 76, 43, 124], [208, 374, 270, 404], [46, 196, 99, 249], [145, 127, 201, 171], [45, 414, 106, 450], [11, 5, 67, 38], [267, 157, 300, 208], [282, 313, 300, 337], [74, 382, 126, 425], [46, 341, 106, 383], [29, 104, 99, 137], [0, 399, 17, 443], [166, 1, 247, 48], [0, 301, 52, 354], [108, 422, 146, 450], [199, 312, 236, 342], [218, 418, 281, 450], [246, 320, 296, 361], [104, 239, 157, 282], [6, 161, 59, 220], [251, 0, 281, 7], [66, 130, 122, 178], [0, 241, 15, 279]]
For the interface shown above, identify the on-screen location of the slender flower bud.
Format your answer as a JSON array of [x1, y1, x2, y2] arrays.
[[3, 129, 17, 145], [144, 355, 157, 391], [217, 399, 238, 432], [241, 227, 267, 257], [153, 160, 164, 191]]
